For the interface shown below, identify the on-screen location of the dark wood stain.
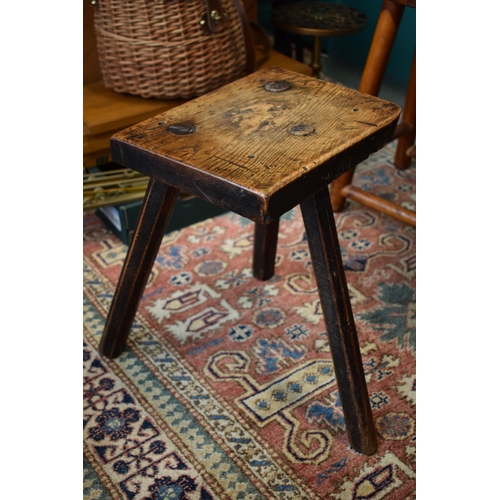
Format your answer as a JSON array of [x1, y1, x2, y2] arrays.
[[111, 66, 400, 224], [101, 67, 401, 455]]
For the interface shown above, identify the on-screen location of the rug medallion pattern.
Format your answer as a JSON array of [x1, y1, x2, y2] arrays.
[[83, 142, 416, 499]]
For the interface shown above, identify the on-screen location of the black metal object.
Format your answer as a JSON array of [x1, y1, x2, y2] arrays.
[[167, 123, 198, 135], [264, 80, 292, 92]]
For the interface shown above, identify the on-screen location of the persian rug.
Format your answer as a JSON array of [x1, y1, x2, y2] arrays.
[[83, 140, 416, 499]]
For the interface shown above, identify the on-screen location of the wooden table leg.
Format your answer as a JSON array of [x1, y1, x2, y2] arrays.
[[311, 35, 322, 78], [99, 179, 180, 358], [252, 219, 280, 281], [300, 187, 377, 455]]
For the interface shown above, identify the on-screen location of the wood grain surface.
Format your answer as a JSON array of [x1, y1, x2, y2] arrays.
[[111, 67, 400, 223]]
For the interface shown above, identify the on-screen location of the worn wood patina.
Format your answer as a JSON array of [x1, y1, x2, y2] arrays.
[[110, 67, 399, 224], [101, 66, 400, 455]]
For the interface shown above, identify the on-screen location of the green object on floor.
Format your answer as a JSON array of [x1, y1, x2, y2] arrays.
[[96, 195, 227, 246]]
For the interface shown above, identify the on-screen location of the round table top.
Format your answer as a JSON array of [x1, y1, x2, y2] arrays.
[[271, 2, 367, 37]]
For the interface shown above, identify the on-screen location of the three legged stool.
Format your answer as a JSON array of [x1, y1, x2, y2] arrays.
[[99, 67, 400, 455]]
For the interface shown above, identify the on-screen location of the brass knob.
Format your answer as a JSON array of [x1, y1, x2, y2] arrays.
[[211, 10, 222, 23]]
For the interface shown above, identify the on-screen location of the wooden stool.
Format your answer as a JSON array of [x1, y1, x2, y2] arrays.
[[271, 1, 367, 77], [99, 67, 400, 455]]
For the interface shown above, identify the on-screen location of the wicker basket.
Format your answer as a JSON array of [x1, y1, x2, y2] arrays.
[[93, 0, 250, 99]]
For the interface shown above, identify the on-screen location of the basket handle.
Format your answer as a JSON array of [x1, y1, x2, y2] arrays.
[[250, 21, 272, 70], [230, 0, 271, 74]]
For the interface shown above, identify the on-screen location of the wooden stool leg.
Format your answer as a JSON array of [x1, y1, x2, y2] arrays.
[[252, 219, 280, 281], [329, 0, 405, 212], [394, 51, 416, 169], [300, 187, 377, 455], [99, 179, 180, 358]]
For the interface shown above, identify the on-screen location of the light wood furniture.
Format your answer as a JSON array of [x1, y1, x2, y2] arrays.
[[329, 0, 416, 226], [83, 0, 313, 210], [99, 66, 401, 455], [83, 52, 313, 159], [83, 0, 313, 172]]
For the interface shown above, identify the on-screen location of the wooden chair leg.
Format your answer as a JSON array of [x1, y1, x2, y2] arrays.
[[300, 187, 377, 455], [358, 0, 405, 96], [99, 179, 180, 358], [329, 0, 405, 212], [252, 219, 280, 281], [329, 169, 355, 212], [394, 50, 416, 169]]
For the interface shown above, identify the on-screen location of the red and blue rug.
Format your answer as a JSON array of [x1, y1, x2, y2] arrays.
[[83, 141, 416, 499]]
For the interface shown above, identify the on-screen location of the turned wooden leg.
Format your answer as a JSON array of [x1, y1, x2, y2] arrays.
[[99, 179, 180, 358], [394, 51, 416, 170], [252, 219, 280, 281], [329, 170, 355, 212], [358, 0, 405, 96], [300, 187, 377, 455], [329, 0, 405, 212]]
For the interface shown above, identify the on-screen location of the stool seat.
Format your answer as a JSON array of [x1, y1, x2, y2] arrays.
[[111, 67, 399, 224], [102, 67, 401, 456]]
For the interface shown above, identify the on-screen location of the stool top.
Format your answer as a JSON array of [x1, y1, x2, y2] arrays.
[[111, 67, 400, 224], [271, 2, 367, 37]]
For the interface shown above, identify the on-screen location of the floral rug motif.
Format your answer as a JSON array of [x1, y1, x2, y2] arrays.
[[83, 141, 416, 499]]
